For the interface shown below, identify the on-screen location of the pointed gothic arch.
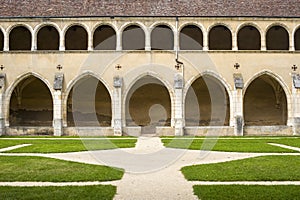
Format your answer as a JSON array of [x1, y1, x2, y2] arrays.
[[9, 75, 53, 126], [66, 75, 112, 127], [185, 74, 230, 126], [125, 75, 172, 134], [244, 74, 287, 125]]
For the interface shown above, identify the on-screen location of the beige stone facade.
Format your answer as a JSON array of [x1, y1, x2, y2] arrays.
[[1, 16, 300, 136]]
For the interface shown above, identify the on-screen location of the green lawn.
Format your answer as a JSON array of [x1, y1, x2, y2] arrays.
[[162, 137, 300, 152], [0, 138, 137, 153], [0, 185, 116, 200], [0, 156, 123, 182], [193, 185, 300, 200], [182, 155, 300, 181]]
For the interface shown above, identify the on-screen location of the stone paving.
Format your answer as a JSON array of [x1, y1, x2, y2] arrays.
[[0, 137, 300, 199]]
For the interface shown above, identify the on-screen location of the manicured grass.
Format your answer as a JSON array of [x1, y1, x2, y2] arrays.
[[193, 185, 300, 200], [182, 156, 300, 181], [0, 138, 137, 153], [0, 185, 116, 200], [161, 137, 300, 152], [0, 156, 123, 182]]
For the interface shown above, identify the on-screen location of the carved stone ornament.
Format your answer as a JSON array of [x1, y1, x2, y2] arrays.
[[233, 73, 243, 89], [113, 76, 122, 88], [174, 74, 183, 89], [0, 73, 6, 89], [54, 73, 64, 90], [293, 73, 300, 89]]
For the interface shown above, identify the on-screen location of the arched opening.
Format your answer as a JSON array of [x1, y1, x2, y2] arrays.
[[0, 30, 4, 51], [151, 25, 174, 50], [209, 25, 232, 50], [180, 25, 203, 50], [244, 74, 287, 125], [238, 25, 261, 50], [37, 25, 59, 50], [266, 26, 289, 50], [65, 25, 88, 50], [294, 27, 300, 50], [9, 26, 31, 50], [185, 75, 230, 126], [122, 25, 145, 50], [93, 25, 116, 50], [126, 76, 171, 133], [67, 76, 112, 126], [9, 76, 53, 126]]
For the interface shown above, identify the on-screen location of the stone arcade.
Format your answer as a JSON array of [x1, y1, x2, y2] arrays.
[[0, 0, 300, 136]]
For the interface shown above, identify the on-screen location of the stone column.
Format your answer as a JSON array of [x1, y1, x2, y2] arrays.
[[0, 74, 6, 135], [292, 73, 300, 135], [290, 32, 295, 51], [116, 32, 122, 51], [174, 73, 184, 136], [88, 32, 93, 51], [32, 33, 37, 51], [145, 27, 151, 51], [3, 33, 9, 51], [232, 32, 238, 51], [174, 29, 179, 51], [113, 76, 122, 136], [53, 73, 64, 136], [261, 32, 267, 51], [233, 73, 244, 136], [59, 34, 65, 51], [203, 31, 209, 51]]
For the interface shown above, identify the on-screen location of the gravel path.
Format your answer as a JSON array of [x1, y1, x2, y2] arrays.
[[0, 144, 32, 152]]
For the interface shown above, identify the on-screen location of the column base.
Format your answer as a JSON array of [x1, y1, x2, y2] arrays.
[[53, 119, 63, 136], [293, 117, 300, 135], [175, 127, 184, 136], [174, 118, 184, 136], [113, 119, 122, 136], [234, 115, 244, 136], [0, 118, 5, 136]]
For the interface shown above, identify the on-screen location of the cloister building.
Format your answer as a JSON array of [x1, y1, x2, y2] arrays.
[[0, 0, 300, 136]]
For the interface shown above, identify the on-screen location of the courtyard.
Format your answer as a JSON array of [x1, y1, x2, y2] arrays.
[[0, 136, 300, 199]]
